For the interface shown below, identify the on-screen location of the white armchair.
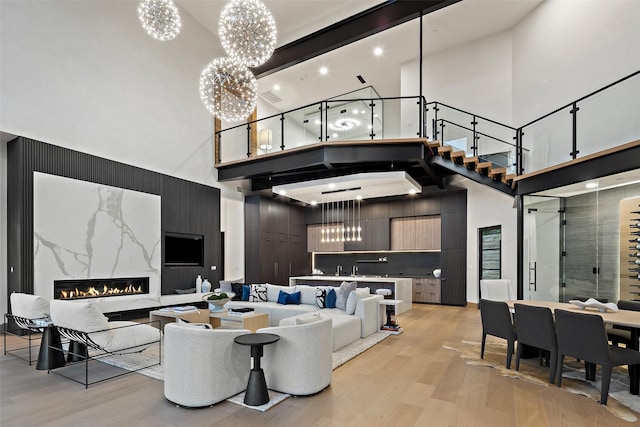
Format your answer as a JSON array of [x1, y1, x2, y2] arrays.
[[164, 323, 252, 407], [257, 316, 332, 396], [49, 299, 161, 387], [4, 293, 50, 364]]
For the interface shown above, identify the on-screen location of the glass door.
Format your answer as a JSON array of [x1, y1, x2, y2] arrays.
[[523, 196, 562, 301]]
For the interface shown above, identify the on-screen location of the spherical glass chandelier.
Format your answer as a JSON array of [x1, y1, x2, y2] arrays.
[[218, 0, 277, 67], [199, 57, 257, 122], [138, 0, 182, 41]]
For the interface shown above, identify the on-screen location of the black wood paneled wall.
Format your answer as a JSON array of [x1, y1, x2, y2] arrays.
[[6, 137, 221, 298]]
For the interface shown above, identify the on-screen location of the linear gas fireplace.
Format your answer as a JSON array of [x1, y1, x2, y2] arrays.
[[53, 277, 150, 300]]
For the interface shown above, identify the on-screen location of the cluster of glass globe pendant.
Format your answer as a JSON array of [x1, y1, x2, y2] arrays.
[[200, 0, 277, 122], [137, 0, 276, 123], [320, 199, 363, 243]]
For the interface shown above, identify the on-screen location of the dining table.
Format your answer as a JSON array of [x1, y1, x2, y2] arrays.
[[507, 300, 640, 394]]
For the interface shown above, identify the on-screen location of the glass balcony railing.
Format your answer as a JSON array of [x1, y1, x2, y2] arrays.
[[216, 70, 640, 180]]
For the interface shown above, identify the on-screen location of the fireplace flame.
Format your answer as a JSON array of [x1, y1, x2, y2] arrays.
[[59, 283, 145, 300]]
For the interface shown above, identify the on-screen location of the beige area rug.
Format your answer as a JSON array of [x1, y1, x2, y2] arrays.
[[444, 340, 640, 423], [98, 330, 390, 411]]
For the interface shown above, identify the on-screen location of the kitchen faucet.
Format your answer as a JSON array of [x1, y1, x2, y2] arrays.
[[336, 265, 342, 276]]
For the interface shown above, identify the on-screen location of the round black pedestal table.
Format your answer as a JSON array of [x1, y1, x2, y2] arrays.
[[234, 333, 280, 406], [36, 326, 66, 371]]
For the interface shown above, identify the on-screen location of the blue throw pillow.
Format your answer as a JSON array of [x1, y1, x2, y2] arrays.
[[325, 288, 337, 308], [277, 290, 289, 305], [288, 291, 301, 305], [241, 284, 250, 301], [277, 290, 301, 305]]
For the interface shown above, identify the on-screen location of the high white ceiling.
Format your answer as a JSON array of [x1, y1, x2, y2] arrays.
[[177, 0, 544, 111]]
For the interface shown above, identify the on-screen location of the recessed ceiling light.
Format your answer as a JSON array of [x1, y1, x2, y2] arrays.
[[328, 183, 336, 189], [585, 182, 598, 189], [356, 195, 363, 200], [352, 108, 359, 115], [408, 189, 417, 195], [373, 47, 383, 56], [332, 133, 338, 138], [319, 66, 328, 75], [273, 84, 280, 91], [314, 119, 321, 125], [310, 200, 317, 206], [278, 189, 286, 195], [367, 124, 373, 129]]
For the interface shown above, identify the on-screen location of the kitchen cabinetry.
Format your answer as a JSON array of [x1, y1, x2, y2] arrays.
[[390, 215, 441, 250], [413, 278, 441, 303], [245, 196, 309, 284]]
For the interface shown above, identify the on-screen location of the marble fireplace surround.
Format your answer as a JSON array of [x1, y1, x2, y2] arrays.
[[32, 172, 203, 313]]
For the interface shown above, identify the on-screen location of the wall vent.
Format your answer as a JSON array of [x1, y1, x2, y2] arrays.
[[260, 91, 282, 104]]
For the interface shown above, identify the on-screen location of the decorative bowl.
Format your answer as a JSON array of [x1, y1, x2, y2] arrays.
[[202, 292, 235, 312]]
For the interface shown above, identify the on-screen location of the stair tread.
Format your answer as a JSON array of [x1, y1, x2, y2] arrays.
[[437, 146, 452, 153], [476, 161, 492, 172], [450, 151, 466, 158]]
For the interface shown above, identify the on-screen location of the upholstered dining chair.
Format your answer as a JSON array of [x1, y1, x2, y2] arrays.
[[555, 308, 640, 405], [480, 299, 517, 369], [4, 293, 51, 365], [514, 303, 558, 383], [480, 279, 514, 302], [607, 300, 640, 348]]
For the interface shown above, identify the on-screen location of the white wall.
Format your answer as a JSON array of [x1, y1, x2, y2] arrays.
[[448, 176, 518, 304], [0, 1, 248, 307], [0, 139, 7, 316], [512, 0, 640, 126]]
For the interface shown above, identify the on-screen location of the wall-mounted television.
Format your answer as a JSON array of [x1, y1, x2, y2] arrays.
[[165, 233, 204, 267]]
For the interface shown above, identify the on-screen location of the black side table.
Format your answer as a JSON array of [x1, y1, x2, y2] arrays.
[[234, 333, 280, 406], [36, 325, 66, 371]]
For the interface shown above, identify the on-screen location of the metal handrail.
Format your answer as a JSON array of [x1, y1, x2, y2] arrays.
[[521, 69, 640, 129], [427, 101, 518, 131], [438, 119, 528, 151]]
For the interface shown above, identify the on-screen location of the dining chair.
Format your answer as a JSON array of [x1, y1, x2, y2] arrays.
[[480, 299, 517, 369], [555, 308, 640, 405], [514, 303, 558, 383], [607, 300, 640, 348], [480, 279, 514, 302]]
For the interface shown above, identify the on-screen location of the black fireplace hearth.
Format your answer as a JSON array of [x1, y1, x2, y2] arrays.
[[53, 277, 150, 300]]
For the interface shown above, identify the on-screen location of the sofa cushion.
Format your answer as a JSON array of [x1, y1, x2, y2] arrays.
[[298, 285, 318, 305], [346, 288, 371, 315], [241, 285, 250, 301], [278, 290, 301, 305], [10, 293, 50, 319], [295, 313, 322, 325], [315, 287, 327, 308], [249, 284, 267, 302], [267, 284, 296, 302], [325, 288, 337, 308], [335, 281, 356, 311]]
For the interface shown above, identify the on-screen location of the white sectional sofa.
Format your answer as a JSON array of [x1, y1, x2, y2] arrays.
[[222, 282, 383, 351]]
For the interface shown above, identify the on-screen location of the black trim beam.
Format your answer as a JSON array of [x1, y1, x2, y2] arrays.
[[253, 0, 461, 78], [516, 145, 640, 195], [429, 156, 516, 196], [217, 142, 433, 182]]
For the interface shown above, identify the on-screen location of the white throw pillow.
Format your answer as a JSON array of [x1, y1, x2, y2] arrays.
[[335, 281, 357, 311], [295, 313, 322, 325], [249, 284, 268, 302], [10, 293, 50, 319], [346, 288, 371, 315], [176, 318, 212, 329], [297, 285, 318, 305]]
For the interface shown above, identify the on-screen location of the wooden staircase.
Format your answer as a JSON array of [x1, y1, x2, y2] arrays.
[[428, 140, 516, 189]]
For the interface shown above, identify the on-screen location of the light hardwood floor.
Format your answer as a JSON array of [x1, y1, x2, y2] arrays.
[[1, 304, 638, 427]]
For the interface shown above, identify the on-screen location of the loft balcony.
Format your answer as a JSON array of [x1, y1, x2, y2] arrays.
[[215, 71, 640, 197]]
